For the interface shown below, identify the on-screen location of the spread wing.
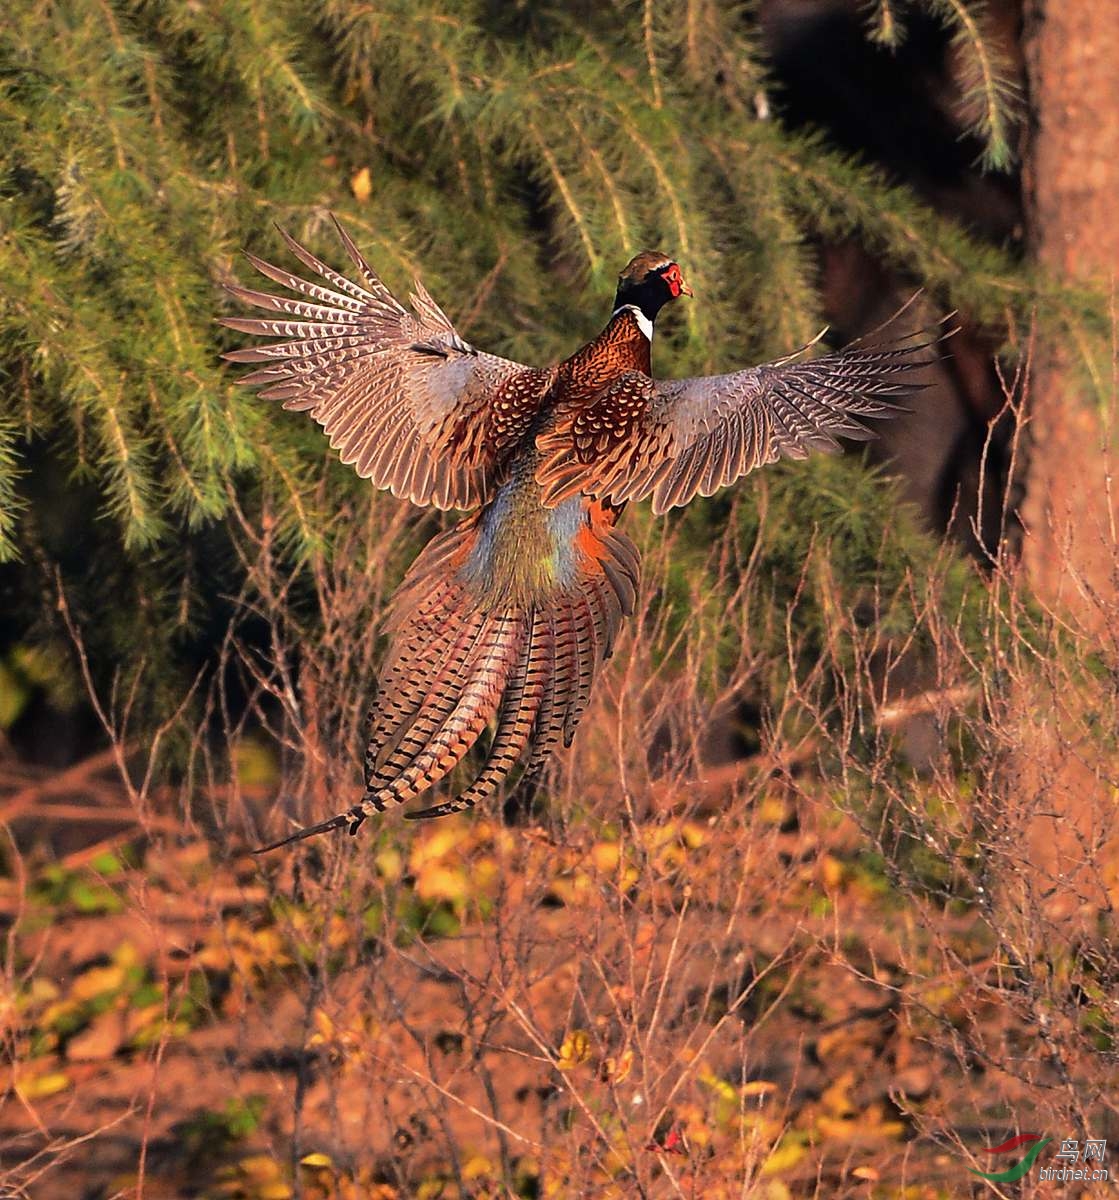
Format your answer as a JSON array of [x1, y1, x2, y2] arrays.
[[536, 332, 934, 513], [220, 219, 546, 510]]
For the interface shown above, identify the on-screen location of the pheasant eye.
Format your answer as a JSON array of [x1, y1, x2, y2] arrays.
[[661, 264, 683, 297]]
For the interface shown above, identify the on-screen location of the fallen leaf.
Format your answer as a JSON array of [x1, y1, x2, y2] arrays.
[[18, 1071, 71, 1100], [820, 1070, 857, 1117], [603, 1048, 634, 1083], [592, 841, 620, 873], [557, 1029, 592, 1070], [71, 964, 126, 1002], [67, 1010, 122, 1061], [463, 1154, 494, 1179], [761, 1135, 808, 1176]]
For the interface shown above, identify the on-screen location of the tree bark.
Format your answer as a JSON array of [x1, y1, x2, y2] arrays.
[[1010, 1, 1119, 933], [1021, 0, 1119, 634]]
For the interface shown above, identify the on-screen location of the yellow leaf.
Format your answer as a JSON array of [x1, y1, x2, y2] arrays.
[[741, 1080, 778, 1098], [591, 842, 620, 873], [557, 1029, 592, 1070], [681, 821, 707, 849], [300, 1153, 333, 1169], [18, 1071, 71, 1100], [761, 1135, 808, 1176], [820, 854, 846, 890], [758, 795, 789, 825], [410, 825, 469, 871], [414, 863, 470, 904], [463, 1154, 493, 1180], [698, 1069, 737, 1104], [473, 857, 500, 897], [815, 1027, 854, 1060], [375, 847, 403, 882], [238, 1155, 283, 1180], [23, 977, 60, 1006], [604, 1049, 633, 1083], [112, 941, 140, 969], [816, 1115, 865, 1140], [325, 913, 351, 951], [234, 738, 279, 788], [820, 1071, 857, 1118], [547, 870, 592, 906], [351, 166, 373, 202], [71, 964, 126, 1002], [40, 999, 79, 1031], [852, 1165, 879, 1180]]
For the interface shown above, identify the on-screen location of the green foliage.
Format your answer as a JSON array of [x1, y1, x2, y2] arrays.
[[0, 0, 1032, 716], [862, 0, 1021, 171], [0, 642, 79, 728], [179, 1095, 268, 1154], [0, 415, 25, 560], [923, 0, 1021, 171], [31, 860, 125, 915]]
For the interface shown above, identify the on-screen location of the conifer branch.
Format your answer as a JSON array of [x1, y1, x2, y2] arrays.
[[0, 417, 25, 562], [0, 0, 1070, 717], [643, 0, 664, 109], [923, 0, 1020, 171], [866, 0, 906, 48], [526, 122, 601, 273], [562, 114, 632, 252]]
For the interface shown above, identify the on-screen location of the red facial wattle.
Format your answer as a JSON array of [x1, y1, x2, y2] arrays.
[[662, 263, 692, 298]]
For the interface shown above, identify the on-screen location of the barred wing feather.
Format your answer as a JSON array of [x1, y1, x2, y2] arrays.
[[537, 333, 934, 513], [221, 220, 543, 510]]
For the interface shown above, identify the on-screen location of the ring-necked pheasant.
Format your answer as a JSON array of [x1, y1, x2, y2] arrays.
[[221, 221, 931, 850]]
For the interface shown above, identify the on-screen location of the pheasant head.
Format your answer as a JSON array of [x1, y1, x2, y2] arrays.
[[613, 252, 692, 329]]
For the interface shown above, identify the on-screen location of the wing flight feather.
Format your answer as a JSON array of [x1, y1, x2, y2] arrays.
[[537, 331, 938, 513], [221, 219, 546, 511]]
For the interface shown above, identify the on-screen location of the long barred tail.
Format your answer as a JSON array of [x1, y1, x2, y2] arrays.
[[254, 514, 639, 851]]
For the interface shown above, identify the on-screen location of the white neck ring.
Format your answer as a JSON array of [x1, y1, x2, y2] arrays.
[[612, 304, 653, 341]]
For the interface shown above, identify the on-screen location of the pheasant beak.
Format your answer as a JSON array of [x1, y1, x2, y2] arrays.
[[680, 278, 693, 297]]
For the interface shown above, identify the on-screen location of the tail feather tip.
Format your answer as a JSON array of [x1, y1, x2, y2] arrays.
[[251, 803, 368, 853]]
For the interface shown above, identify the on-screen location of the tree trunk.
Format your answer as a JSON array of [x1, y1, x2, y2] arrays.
[[1020, 0, 1119, 634], [1009, 1, 1119, 934]]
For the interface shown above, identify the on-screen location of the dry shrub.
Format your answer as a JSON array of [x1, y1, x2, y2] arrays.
[[2, 376, 1117, 1200]]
